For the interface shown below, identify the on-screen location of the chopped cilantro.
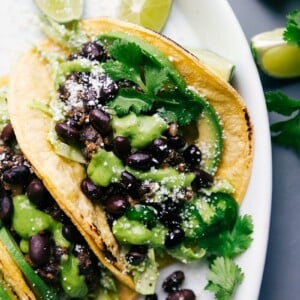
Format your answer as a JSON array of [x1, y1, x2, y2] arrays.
[[205, 215, 254, 258], [108, 89, 153, 115], [101, 37, 205, 126], [283, 9, 300, 47], [266, 91, 300, 115], [266, 91, 300, 155], [205, 257, 244, 300], [103, 59, 146, 89]]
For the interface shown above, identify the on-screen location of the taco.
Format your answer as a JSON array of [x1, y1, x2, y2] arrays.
[[0, 78, 136, 299], [8, 18, 253, 295]]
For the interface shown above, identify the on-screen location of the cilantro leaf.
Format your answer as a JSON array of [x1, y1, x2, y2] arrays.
[[270, 113, 300, 155], [102, 60, 145, 89], [156, 89, 204, 126], [266, 91, 300, 116], [109, 40, 144, 70], [283, 9, 300, 47], [108, 89, 153, 116], [205, 257, 244, 300], [101, 34, 206, 125], [266, 91, 300, 155], [144, 65, 169, 96], [206, 215, 254, 258]]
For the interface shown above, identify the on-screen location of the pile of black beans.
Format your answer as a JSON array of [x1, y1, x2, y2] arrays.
[[0, 123, 101, 291], [55, 41, 216, 255], [146, 270, 196, 300]]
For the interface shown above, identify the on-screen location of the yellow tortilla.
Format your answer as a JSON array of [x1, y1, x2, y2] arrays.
[[8, 18, 253, 292], [0, 76, 36, 300], [0, 241, 36, 300]]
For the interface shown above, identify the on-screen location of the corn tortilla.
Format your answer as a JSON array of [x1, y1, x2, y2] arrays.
[[8, 18, 253, 292]]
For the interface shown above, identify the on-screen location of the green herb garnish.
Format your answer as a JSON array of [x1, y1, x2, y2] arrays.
[[266, 91, 300, 155], [101, 36, 204, 126], [205, 257, 244, 300], [205, 215, 254, 258], [283, 9, 300, 47]]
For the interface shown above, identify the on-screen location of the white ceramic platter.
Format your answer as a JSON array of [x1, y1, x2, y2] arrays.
[[0, 1, 272, 299]]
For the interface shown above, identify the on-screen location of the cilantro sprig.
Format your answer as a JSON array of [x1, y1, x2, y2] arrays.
[[266, 91, 300, 155], [283, 9, 300, 47], [202, 215, 253, 299], [205, 257, 244, 300], [204, 215, 254, 258], [100, 35, 204, 126]]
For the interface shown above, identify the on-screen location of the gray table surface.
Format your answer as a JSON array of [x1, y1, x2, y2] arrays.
[[227, 1, 300, 299]]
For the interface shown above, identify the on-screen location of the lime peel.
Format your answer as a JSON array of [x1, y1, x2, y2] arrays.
[[188, 48, 235, 82], [251, 27, 300, 78], [35, 0, 83, 23], [118, 0, 173, 32]]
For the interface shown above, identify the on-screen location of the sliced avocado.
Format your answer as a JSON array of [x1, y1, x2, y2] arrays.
[[0, 225, 57, 300], [182, 102, 223, 175], [197, 103, 223, 175]]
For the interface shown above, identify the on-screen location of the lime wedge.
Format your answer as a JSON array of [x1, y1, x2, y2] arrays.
[[188, 48, 235, 82], [35, 0, 83, 23], [251, 28, 300, 78], [118, 0, 173, 32]]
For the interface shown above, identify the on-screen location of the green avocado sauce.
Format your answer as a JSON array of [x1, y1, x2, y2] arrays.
[[87, 148, 195, 189], [112, 216, 166, 247], [112, 113, 168, 149], [12, 195, 88, 297]]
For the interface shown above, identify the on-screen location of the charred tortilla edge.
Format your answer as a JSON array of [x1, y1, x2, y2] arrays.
[[8, 17, 253, 292]]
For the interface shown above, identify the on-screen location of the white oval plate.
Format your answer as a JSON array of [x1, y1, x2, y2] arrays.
[[0, 1, 272, 299]]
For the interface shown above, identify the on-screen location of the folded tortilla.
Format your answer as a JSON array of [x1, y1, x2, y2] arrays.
[[8, 18, 253, 291], [0, 77, 36, 300]]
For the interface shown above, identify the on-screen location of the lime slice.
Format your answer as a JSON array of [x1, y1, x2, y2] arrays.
[[188, 48, 235, 82], [251, 28, 300, 78], [35, 0, 83, 23], [118, 0, 172, 32]]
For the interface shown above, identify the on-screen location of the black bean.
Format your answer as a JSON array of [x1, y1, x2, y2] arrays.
[[3, 165, 30, 185], [67, 52, 84, 61], [96, 74, 119, 103], [167, 135, 185, 149], [145, 294, 158, 300], [89, 109, 112, 136], [120, 171, 140, 196], [55, 122, 80, 144], [0, 195, 13, 222], [105, 195, 129, 215], [26, 178, 49, 207], [81, 41, 107, 61], [1, 123, 15, 143], [62, 223, 80, 243], [183, 144, 202, 166], [167, 289, 196, 300], [191, 169, 214, 190], [127, 151, 152, 171], [81, 178, 103, 201], [113, 136, 131, 159], [159, 210, 182, 229], [125, 245, 148, 265], [164, 228, 185, 249], [150, 138, 169, 161], [29, 234, 51, 266], [137, 182, 151, 198], [163, 270, 185, 292], [82, 86, 98, 111]]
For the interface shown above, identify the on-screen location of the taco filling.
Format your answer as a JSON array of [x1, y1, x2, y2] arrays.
[[8, 18, 253, 295], [0, 88, 118, 299]]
